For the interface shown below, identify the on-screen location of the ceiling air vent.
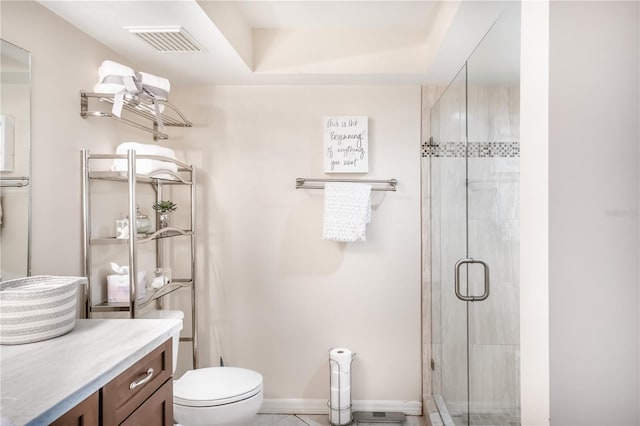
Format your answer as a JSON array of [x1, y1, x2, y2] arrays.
[[126, 26, 206, 53]]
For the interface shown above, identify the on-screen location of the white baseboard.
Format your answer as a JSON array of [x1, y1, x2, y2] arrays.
[[259, 399, 328, 415], [259, 399, 422, 416]]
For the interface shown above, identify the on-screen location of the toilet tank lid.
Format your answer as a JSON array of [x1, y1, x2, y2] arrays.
[[141, 309, 184, 320]]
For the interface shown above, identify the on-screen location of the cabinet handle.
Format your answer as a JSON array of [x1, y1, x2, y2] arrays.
[[129, 368, 154, 390]]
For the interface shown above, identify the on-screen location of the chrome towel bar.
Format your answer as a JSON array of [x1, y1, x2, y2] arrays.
[[0, 177, 30, 188], [295, 177, 397, 192]]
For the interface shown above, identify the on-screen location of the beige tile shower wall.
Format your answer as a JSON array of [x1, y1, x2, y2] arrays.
[[171, 85, 422, 402], [0, 1, 142, 276], [467, 84, 520, 143]]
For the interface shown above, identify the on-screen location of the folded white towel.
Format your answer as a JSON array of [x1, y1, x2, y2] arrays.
[[111, 142, 179, 180], [94, 62, 171, 125], [322, 183, 372, 242], [137, 71, 171, 93], [93, 83, 130, 95], [97, 60, 138, 92], [98, 60, 135, 81], [95, 60, 139, 117], [136, 72, 171, 128]]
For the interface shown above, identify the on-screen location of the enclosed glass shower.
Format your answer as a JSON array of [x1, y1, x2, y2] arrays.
[[426, 5, 520, 425]]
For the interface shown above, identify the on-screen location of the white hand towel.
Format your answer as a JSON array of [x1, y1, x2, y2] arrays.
[[322, 183, 372, 242]]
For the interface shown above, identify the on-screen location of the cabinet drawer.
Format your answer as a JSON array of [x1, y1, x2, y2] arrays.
[[120, 378, 172, 426], [102, 339, 172, 425]]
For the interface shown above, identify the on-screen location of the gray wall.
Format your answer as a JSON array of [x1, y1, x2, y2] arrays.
[[549, 2, 639, 424]]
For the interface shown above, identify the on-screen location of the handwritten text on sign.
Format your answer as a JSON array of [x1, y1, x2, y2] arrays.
[[323, 116, 369, 173]]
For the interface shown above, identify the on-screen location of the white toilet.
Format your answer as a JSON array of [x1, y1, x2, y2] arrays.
[[143, 310, 264, 426]]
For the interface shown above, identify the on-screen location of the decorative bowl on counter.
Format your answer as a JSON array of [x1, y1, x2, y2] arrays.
[[0, 275, 86, 345]]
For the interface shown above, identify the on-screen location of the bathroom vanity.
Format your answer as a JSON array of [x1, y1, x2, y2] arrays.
[[0, 318, 181, 425]]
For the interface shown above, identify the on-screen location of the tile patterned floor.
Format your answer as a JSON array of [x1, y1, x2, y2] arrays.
[[249, 414, 427, 426]]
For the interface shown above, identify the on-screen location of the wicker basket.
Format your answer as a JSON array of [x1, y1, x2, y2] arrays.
[[0, 276, 86, 345]]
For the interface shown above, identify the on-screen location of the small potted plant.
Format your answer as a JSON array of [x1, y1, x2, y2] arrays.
[[152, 200, 177, 229]]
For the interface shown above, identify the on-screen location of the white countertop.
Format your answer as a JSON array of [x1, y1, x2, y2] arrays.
[[0, 318, 181, 426]]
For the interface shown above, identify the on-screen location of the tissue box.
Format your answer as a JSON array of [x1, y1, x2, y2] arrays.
[[107, 272, 146, 303]]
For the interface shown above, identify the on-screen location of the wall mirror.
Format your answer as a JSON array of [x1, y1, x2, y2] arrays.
[[0, 39, 31, 280]]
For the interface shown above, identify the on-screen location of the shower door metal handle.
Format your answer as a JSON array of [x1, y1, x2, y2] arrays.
[[454, 258, 490, 301]]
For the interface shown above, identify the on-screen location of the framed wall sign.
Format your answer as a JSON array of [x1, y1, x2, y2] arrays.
[[323, 116, 368, 173]]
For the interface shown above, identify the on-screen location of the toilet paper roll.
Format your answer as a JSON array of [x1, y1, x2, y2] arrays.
[[329, 347, 352, 425], [330, 371, 351, 389], [330, 385, 351, 408], [329, 407, 351, 425], [329, 348, 352, 373], [331, 370, 351, 381]]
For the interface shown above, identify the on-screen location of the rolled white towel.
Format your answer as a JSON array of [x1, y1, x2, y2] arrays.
[[115, 142, 176, 159], [98, 60, 135, 81], [111, 142, 179, 180], [136, 72, 170, 127], [95, 61, 139, 118], [137, 71, 171, 93], [93, 83, 130, 95]]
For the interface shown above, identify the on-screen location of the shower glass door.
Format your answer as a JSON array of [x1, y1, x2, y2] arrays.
[[466, 6, 520, 424], [430, 64, 469, 424], [429, 5, 520, 425]]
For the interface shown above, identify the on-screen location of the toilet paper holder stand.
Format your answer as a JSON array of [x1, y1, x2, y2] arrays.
[[328, 352, 356, 426]]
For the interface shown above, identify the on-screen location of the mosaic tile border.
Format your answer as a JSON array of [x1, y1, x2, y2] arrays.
[[422, 141, 520, 158]]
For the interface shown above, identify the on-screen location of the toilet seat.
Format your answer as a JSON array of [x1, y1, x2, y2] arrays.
[[174, 367, 263, 408]]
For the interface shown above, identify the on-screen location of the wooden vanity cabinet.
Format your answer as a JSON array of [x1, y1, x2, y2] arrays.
[[102, 339, 173, 426], [50, 339, 173, 426], [50, 392, 99, 426], [119, 379, 172, 426]]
